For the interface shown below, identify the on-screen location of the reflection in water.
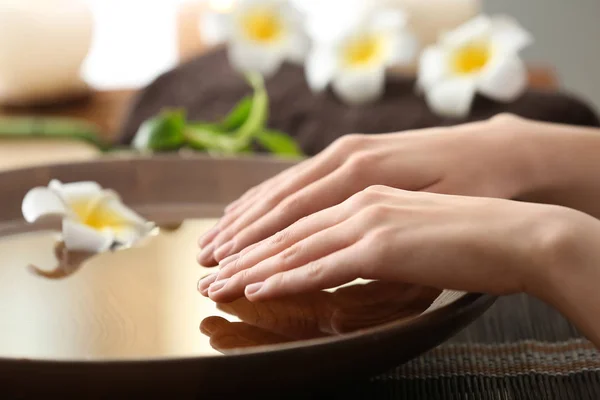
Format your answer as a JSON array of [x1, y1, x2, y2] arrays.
[[28, 241, 94, 279], [202, 282, 441, 354], [28, 223, 185, 280], [0, 218, 441, 361]]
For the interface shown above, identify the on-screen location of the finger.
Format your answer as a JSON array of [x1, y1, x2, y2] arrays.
[[198, 241, 268, 295], [211, 164, 363, 262], [208, 219, 359, 303], [214, 158, 317, 233], [245, 243, 366, 302], [217, 203, 350, 280], [199, 164, 307, 249], [224, 159, 310, 214], [202, 155, 342, 259], [199, 316, 289, 352]]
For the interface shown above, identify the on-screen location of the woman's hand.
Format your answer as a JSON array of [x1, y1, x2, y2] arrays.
[[199, 185, 600, 346], [197, 114, 539, 266], [198, 185, 577, 302]]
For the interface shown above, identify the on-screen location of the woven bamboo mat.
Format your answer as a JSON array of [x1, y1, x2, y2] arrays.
[[297, 294, 600, 400]]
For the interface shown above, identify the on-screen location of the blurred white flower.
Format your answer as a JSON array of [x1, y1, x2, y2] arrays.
[[22, 180, 153, 253], [200, 0, 308, 76], [304, 7, 417, 105], [418, 15, 533, 118]]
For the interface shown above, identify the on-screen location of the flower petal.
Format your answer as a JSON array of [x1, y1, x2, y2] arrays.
[[478, 53, 527, 102], [285, 30, 310, 64], [491, 15, 533, 54], [425, 78, 477, 118], [302, 0, 368, 44], [332, 66, 385, 105], [227, 42, 285, 76], [306, 46, 337, 92], [386, 31, 418, 66], [199, 10, 231, 46], [441, 14, 492, 48], [96, 194, 150, 228], [417, 46, 450, 90], [49, 180, 103, 204], [21, 187, 68, 224], [62, 219, 114, 253]]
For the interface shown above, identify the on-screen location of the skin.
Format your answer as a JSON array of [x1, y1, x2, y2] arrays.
[[196, 114, 600, 347]]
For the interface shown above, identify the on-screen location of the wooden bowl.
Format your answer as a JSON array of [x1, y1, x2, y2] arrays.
[[0, 155, 494, 397]]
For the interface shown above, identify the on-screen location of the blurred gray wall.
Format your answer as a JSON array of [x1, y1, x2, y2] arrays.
[[483, 0, 600, 113]]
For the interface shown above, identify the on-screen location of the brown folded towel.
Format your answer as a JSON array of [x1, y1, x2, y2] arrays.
[[118, 49, 599, 156]]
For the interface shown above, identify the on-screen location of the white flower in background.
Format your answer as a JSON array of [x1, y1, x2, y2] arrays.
[[304, 6, 418, 105], [418, 15, 533, 118], [200, 0, 308, 76], [22, 180, 153, 253]]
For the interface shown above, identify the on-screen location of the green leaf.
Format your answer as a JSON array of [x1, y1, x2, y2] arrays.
[[0, 117, 109, 151], [221, 96, 253, 131], [133, 110, 186, 151], [255, 129, 303, 157], [232, 72, 268, 148], [185, 125, 245, 154]]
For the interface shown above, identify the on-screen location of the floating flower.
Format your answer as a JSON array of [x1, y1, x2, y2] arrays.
[[200, 0, 308, 76], [22, 180, 153, 253], [417, 15, 533, 118], [304, 6, 417, 105]]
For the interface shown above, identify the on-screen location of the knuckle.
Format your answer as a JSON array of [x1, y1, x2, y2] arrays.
[[348, 186, 384, 208], [343, 152, 380, 182], [280, 243, 301, 260], [361, 204, 391, 222], [278, 194, 304, 215], [305, 261, 324, 281], [364, 184, 389, 194], [231, 269, 250, 286], [361, 229, 392, 260], [332, 134, 367, 152], [346, 152, 377, 170], [270, 230, 289, 246]]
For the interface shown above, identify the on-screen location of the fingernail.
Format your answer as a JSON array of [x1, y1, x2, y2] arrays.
[[219, 252, 240, 268], [197, 273, 218, 295], [214, 241, 235, 261], [245, 282, 264, 296], [209, 278, 229, 293], [198, 227, 219, 247], [198, 243, 215, 264]]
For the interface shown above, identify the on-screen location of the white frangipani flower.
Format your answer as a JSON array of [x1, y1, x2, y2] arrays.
[[305, 7, 418, 105], [200, 0, 308, 76], [418, 14, 533, 118], [22, 180, 153, 253]]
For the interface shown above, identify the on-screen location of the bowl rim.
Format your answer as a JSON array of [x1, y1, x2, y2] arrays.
[[0, 155, 497, 365]]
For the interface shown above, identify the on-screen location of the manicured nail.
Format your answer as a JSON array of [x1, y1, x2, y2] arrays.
[[245, 282, 264, 297], [197, 273, 218, 295], [214, 241, 235, 261], [198, 227, 219, 247], [219, 252, 240, 268], [198, 243, 215, 264], [209, 278, 229, 293]]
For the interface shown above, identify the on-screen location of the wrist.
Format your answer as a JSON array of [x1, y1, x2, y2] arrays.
[[527, 205, 600, 344], [527, 205, 600, 304], [485, 115, 550, 201]]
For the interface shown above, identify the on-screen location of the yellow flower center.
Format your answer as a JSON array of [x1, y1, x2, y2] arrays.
[[451, 42, 492, 75], [342, 35, 385, 68], [241, 9, 283, 43], [71, 199, 127, 231]]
